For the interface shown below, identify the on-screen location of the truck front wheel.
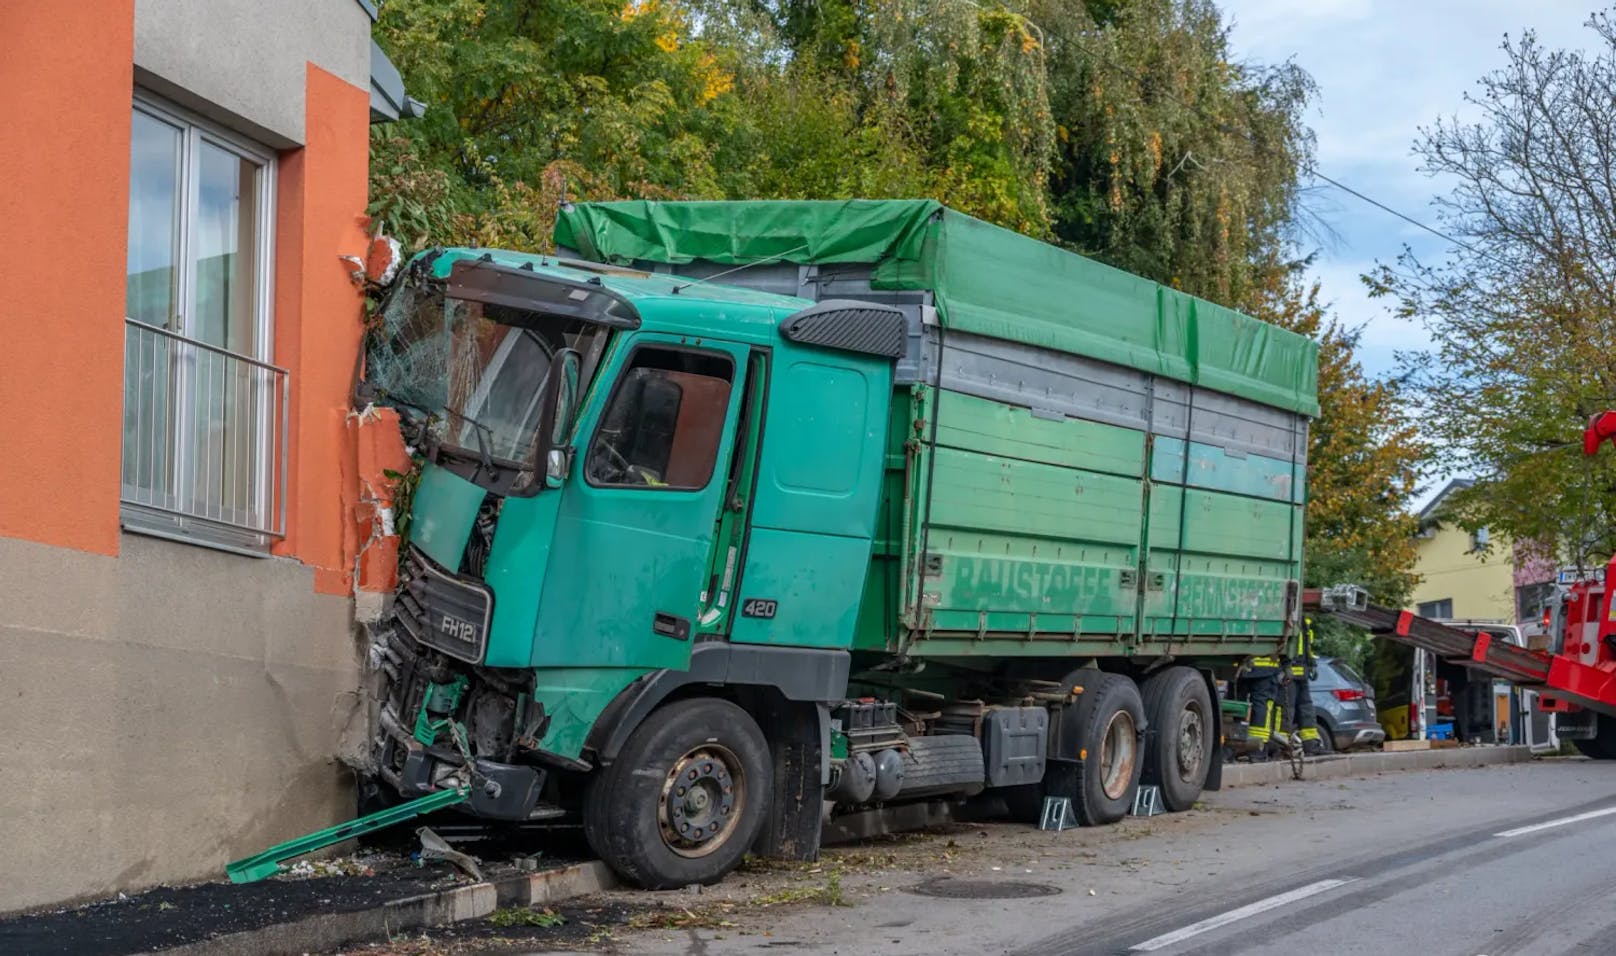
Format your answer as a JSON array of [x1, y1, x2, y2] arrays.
[[583, 697, 772, 889], [1140, 667, 1214, 811]]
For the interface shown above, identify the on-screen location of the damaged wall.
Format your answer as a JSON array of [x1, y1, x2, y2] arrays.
[[0, 0, 409, 913], [0, 535, 365, 910]]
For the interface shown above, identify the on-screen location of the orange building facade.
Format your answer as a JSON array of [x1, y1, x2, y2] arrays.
[[0, 0, 410, 910]]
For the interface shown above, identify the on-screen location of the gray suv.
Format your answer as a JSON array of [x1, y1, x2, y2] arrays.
[[1311, 657, 1386, 752]]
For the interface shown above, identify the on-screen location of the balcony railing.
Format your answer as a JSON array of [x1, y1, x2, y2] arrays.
[[121, 318, 289, 546]]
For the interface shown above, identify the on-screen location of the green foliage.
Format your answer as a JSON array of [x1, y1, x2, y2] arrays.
[[1036, 0, 1315, 305], [381, 462, 424, 542], [371, 0, 747, 251], [371, 0, 1309, 275], [489, 906, 566, 927], [1312, 620, 1368, 676]]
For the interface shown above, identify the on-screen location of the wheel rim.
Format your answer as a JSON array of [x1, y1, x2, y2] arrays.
[[1099, 710, 1138, 800], [1176, 701, 1206, 782], [658, 744, 746, 859]]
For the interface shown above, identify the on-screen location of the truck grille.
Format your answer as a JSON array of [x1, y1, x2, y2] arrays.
[[396, 545, 494, 663]]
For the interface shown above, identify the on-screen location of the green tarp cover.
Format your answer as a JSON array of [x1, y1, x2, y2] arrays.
[[554, 200, 1319, 416]]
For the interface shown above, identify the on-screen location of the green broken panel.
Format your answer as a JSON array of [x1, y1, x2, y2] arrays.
[[225, 787, 470, 884], [414, 674, 469, 746]]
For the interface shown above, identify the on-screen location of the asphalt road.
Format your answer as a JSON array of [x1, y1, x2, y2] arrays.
[[604, 758, 1616, 956]]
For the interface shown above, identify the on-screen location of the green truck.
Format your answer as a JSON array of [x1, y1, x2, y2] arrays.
[[359, 199, 1318, 888]]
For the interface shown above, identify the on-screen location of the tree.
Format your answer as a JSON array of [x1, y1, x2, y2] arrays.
[[1249, 268, 1424, 669], [1034, 0, 1315, 306], [369, 0, 752, 251], [369, 0, 1059, 248], [743, 0, 1058, 233], [1370, 11, 1616, 562], [368, 0, 1320, 286]]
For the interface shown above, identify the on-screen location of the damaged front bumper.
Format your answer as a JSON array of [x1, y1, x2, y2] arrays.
[[370, 617, 566, 823], [373, 690, 549, 821]]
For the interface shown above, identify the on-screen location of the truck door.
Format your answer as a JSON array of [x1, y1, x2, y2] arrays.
[[727, 351, 891, 649], [532, 335, 749, 670]]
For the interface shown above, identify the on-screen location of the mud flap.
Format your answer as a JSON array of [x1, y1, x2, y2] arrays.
[[1203, 735, 1224, 792], [752, 701, 825, 862], [1204, 676, 1226, 792]]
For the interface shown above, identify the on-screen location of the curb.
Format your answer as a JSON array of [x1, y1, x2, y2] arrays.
[[155, 861, 617, 956], [1219, 744, 1535, 788]]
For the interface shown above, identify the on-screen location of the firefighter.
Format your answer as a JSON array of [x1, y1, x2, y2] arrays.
[[1286, 616, 1326, 756], [1238, 649, 1283, 760]]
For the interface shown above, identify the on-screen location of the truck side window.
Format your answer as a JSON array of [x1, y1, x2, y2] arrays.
[[586, 347, 734, 489]]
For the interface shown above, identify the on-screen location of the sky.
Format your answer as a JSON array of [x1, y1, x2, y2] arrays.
[[1218, 0, 1596, 504], [1219, 0, 1594, 376]]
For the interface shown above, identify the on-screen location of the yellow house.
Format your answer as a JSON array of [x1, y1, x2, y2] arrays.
[[1409, 479, 1516, 622]]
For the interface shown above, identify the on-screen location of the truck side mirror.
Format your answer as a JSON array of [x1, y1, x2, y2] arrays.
[[535, 348, 580, 490]]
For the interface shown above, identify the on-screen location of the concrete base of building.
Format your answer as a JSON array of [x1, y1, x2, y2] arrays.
[[0, 533, 364, 913]]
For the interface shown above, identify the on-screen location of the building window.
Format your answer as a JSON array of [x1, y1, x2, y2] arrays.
[[1516, 582, 1557, 624], [1418, 598, 1454, 620], [123, 94, 284, 552]]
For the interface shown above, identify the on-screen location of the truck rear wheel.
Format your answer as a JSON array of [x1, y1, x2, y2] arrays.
[[583, 697, 772, 889], [1067, 672, 1146, 826], [1571, 738, 1615, 759], [1140, 667, 1214, 812], [1571, 713, 1616, 759]]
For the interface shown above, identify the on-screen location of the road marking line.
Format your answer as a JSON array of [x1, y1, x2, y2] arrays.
[[1495, 805, 1616, 838], [1128, 879, 1356, 952]]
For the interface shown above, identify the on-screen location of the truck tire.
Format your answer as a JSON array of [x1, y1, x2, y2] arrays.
[[1572, 714, 1616, 759], [1314, 718, 1336, 753], [583, 697, 772, 889], [1140, 667, 1214, 812], [1571, 738, 1614, 759], [1066, 672, 1146, 826]]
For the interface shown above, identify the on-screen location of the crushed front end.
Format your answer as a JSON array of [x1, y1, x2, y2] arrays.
[[357, 248, 636, 821], [370, 592, 554, 820]]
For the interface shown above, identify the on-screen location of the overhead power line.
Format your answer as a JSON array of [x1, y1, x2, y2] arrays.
[[1308, 169, 1511, 269]]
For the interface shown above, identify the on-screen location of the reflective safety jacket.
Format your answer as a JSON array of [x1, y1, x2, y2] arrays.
[[1247, 654, 1283, 675], [1290, 617, 1318, 677]]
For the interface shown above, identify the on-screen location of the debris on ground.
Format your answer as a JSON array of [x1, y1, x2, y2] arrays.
[[332, 899, 633, 955], [417, 827, 484, 882], [487, 906, 565, 928], [282, 853, 390, 880]]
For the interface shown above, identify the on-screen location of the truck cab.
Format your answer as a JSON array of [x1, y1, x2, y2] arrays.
[[362, 248, 898, 885]]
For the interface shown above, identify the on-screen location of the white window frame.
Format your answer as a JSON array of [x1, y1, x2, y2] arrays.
[[122, 90, 281, 555]]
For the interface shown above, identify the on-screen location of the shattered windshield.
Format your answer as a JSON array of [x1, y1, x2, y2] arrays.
[[367, 277, 609, 468]]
